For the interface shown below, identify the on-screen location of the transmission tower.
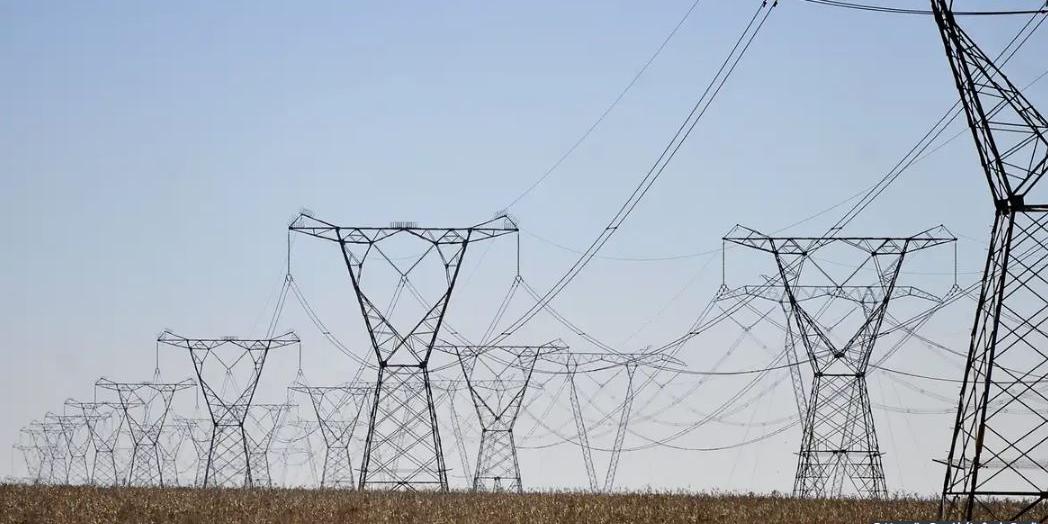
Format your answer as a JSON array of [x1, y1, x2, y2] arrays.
[[440, 342, 566, 492], [546, 352, 684, 492], [50, 411, 93, 485], [244, 402, 295, 487], [290, 383, 372, 488], [67, 400, 128, 486], [158, 331, 299, 487], [171, 417, 211, 487], [158, 422, 190, 486], [929, 0, 1048, 520], [13, 440, 42, 485], [725, 226, 954, 498], [284, 418, 324, 487], [32, 419, 69, 484], [96, 377, 194, 486], [290, 212, 518, 491], [17, 427, 48, 484]]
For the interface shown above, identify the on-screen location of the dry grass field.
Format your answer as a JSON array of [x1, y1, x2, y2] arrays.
[[0, 484, 969, 524]]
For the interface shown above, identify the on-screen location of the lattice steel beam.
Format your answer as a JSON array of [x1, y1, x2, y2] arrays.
[[158, 331, 299, 487], [290, 213, 517, 491], [931, 0, 1048, 520], [725, 228, 954, 498]]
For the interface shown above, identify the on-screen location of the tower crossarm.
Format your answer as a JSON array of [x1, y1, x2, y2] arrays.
[[289, 213, 519, 244], [720, 284, 941, 304], [724, 225, 955, 256], [157, 331, 300, 352], [539, 351, 685, 373]]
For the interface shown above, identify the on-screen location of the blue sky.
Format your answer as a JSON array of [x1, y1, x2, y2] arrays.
[[1, 0, 1047, 492]]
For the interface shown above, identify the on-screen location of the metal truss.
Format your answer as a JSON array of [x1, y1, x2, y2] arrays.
[[27, 420, 68, 484], [930, 1, 1048, 520], [18, 426, 52, 484], [284, 419, 324, 487], [96, 377, 194, 487], [546, 352, 684, 492], [290, 212, 517, 491], [725, 227, 954, 498], [439, 342, 566, 492], [158, 422, 189, 486], [13, 440, 43, 485], [244, 403, 295, 487], [49, 411, 93, 485], [158, 331, 299, 487], [290, 383, 372, 488], [67, 400, 128, 486], [171, 417, 211, 487]]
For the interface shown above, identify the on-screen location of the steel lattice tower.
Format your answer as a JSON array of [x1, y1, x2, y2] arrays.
[[930, 0, 1048, 520], [548, 352, 683, 492], [172, 417, 211, 487], [245, 403, 295, 488], [158, 331, 299, 487], [96, 377, 194, 486], [13, 439, 43, 485], [19, 426, 53, 484], [67, 400, 128, 486], [290, 213, 518, 491], [50, 411, 93, 485], [290, 383, 372, 488], [158, 422, 189, 486], [33, 419, 69, 484], [726, 226, 953, 498], [441, 342, 566, 492]]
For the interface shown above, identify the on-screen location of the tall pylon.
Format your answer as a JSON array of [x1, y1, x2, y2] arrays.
[[158, 332, 299, 487], [290, 383, 372, 488], [930, 1, 1048, 520], [245, 403, 295, 488], [290, 212, 517, 491], [13, 438, 43, 485], [96, 377, 195, 486], [725, 226, 954, 498], [50, 411, 93, 485], [171, 417, 211, 487], [24, 422, 64, 484], [440, 342, 566, 492], [67, 400, 128, 486], [547, 352, 684, 492]]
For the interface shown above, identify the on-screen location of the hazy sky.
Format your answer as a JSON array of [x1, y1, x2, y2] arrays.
[[2, 0, 1047, 493]]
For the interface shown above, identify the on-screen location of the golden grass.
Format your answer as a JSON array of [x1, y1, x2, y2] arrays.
[[0, 484, 993, 524]]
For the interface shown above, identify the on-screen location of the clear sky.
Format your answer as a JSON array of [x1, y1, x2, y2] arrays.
[[1, 0, 1047, 493]]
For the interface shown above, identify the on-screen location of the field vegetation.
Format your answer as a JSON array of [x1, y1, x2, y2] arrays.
[[0, 484, 976, 523]]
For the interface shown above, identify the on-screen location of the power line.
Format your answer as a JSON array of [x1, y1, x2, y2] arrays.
[[493, 1, 779, 346], [503, 0, 705, 210], [803, 0, 1048, 16]]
